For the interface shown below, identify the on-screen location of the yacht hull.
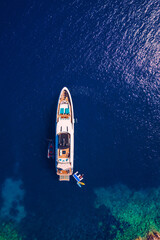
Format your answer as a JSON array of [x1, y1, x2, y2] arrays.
[[55, 87, 74, 181]]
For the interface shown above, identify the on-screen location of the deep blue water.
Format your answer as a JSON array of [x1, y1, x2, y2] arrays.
[[0, 0, 160, 239]]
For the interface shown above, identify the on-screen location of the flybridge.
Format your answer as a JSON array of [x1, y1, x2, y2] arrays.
[[58, 133, 70, 149]]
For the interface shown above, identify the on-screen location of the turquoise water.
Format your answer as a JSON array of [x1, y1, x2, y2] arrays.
[[0, 0, 160, 239]]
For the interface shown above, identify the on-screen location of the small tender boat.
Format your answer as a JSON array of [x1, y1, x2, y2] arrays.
[[55, 87, 74, 181], [47, 140, 54, 159]]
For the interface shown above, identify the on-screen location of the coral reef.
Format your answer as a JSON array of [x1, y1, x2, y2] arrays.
[[146, 231, 160, 240], [136, 230, 160, 240], [0, 178, 26, 223], [94, 184, 160, 240], [0, 222, 22, 240]]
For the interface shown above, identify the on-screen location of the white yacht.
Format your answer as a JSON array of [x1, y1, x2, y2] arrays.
[[55, 87, 74, 181]]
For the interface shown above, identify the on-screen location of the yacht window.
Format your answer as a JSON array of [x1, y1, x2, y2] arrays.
[[58, 133, 70, 149]]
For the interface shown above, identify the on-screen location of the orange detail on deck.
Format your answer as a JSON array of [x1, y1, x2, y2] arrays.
[[57, 168, 72, 175]]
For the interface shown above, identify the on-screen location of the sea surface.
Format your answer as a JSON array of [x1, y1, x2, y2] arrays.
[[0, 0, 160, 239]]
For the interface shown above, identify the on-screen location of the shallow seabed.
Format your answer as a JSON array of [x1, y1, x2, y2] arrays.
[[0, 0, 160, 239]]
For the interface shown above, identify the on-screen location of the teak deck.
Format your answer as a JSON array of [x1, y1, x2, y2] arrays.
[[58, 147, 70, 158]]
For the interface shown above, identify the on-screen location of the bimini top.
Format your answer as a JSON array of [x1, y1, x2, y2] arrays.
[[58, 133, 70, 149]]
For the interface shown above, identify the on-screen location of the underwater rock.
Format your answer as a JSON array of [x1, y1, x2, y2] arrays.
[[0, 222, 23, 240], [0, 178, 26, 222], [135, 231, 160, 240], [146, 231, 160, 240], [94, 184, 160, 240]]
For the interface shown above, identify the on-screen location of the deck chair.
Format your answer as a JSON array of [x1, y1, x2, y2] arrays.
[[60, 108, 64, 114]]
